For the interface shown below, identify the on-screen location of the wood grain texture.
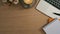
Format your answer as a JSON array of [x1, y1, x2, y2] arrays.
[[0, 0, 49, 34]]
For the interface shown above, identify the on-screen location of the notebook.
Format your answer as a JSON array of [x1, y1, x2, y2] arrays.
[[36, 0, 60, 18], [43, 18, 60, 34]]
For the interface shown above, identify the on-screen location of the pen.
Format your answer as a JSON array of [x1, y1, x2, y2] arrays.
[[53, 13, 60, 16]]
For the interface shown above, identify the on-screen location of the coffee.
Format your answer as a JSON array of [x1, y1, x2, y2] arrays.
[[23, 0, 33, 4]]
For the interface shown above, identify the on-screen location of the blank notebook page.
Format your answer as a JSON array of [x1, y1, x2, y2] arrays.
[[43, 19, 60, 34]]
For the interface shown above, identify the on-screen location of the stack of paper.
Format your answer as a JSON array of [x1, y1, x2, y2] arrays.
[[43, 18, 60, 34]]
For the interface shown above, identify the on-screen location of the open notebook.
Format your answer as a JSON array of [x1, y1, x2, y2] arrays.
[[43, 18, 60, 34]]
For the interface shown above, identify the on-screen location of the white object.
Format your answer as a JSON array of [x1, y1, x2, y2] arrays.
[[43, 18, 60, 34], [36, 0, 60, 18], [13, 0, 19, 4]]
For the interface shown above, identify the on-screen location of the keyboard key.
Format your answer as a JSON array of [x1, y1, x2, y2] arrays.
[[45, 0, 60, 10]]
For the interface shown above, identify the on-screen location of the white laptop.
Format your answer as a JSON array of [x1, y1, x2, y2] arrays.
[[43, 18, 60, 34], [36, 0, 60, 18]]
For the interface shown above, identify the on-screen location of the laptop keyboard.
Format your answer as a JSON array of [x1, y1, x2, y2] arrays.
[[45, 0, 60, 10]]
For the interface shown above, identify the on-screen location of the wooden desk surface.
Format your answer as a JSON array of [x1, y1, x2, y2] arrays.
[[0, 0, 49, 34]]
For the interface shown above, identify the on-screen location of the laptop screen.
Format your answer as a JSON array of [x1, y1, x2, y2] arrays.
[[45, 0, 60, 10]]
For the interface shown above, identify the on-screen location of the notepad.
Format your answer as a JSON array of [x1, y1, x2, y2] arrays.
[[43, 18, 60, 34]]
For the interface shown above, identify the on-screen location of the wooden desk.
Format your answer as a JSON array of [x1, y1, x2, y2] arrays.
[[0, 0, 49, 34]]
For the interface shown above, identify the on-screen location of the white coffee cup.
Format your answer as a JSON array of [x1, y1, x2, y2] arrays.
[[13, 0, 19, 4]]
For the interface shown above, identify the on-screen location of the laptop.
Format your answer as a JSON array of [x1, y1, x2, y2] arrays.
[[43, 18, 60, 34], [36, 0, 60, 18]]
